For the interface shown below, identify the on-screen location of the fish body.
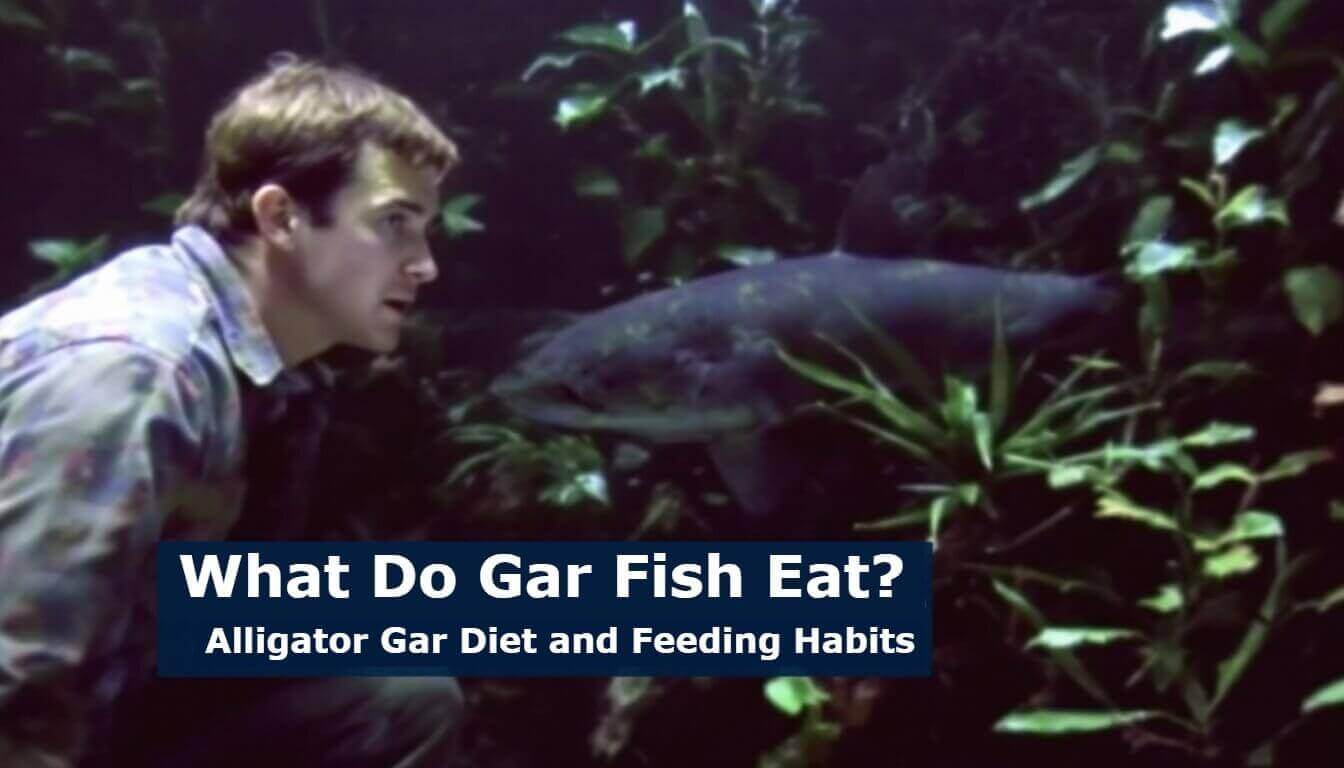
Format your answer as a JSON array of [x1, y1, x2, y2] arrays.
[[491, 253, 1118, 514]]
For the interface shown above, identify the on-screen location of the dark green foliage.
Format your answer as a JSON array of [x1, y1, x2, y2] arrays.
[[5, 0, 1344, 766]]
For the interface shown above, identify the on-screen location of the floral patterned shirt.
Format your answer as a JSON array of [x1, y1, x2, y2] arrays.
[[0, 226, 295, 765]]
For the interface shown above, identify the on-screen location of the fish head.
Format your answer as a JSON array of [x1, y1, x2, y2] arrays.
[[490, 332, 761, 444]]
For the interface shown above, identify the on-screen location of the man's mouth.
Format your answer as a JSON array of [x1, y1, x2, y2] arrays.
[[383, 297, 414, 315]]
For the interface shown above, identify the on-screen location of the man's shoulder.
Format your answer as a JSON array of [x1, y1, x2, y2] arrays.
[[0, 240, 221, 366]]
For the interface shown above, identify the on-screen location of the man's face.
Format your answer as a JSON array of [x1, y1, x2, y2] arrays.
[[289, 142, 441, 353]]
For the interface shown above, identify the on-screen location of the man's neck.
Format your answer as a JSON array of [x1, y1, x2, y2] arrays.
[[226, 240, 330, 367]]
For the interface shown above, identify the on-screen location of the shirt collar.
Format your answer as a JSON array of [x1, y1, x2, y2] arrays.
[[172, 226, 286, 387]]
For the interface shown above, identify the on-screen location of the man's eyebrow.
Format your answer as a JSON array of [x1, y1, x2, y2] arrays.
[[373, 198, 430, 216]]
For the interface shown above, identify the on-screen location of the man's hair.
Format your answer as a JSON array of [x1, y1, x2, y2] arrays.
[[176, 54, 459, 244]]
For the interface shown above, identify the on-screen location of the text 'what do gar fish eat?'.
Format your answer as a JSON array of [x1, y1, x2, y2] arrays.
[[177, 552, 908, 600]]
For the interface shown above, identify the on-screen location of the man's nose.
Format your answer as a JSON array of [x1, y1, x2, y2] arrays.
[[405, 248, 438, 284]]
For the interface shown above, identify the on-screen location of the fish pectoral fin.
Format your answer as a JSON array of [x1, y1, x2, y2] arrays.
[[706, 430, 801, 519]]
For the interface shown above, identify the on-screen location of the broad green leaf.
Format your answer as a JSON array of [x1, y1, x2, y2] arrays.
[[1214, 185, 1289, 229], [574, 167, 620, 198], [1303, 677, 1344, 713], [764, 676, 828, 716], [1182, 421, 1254, 447], [1140, 584, 1184, 613], [1195, 45, 1234, 75], [1213, 119, 1265, 166], [1161, 3, 1221, 40], [1026, 627, 1140, 650], [555, 90, 611, 129], [140, 193, 185, 218], [522, 52, 595, 82], [1261, 449, 1333, 482], [0, 0, 44, 31], [620, 207, 666, 265], [1193, 463, 1257, 490], [1125, 241, 1200, 279], [440, 194, 485, 237], [559, 22, 636, 53], [1020, 146, 1101, 211], [1283, 266, 1344, 337], [637, 67, 684, 96], [672, 37, 751, 65], [1203, 544, 1259, 579], [542, 470, 609, 507], [717, 244, 777, 267], [994, 709, 1155, 735], [1124, 196, 1174, 250], [1097, 494, 1179, 533], [1193, 511, 1284, 552], [1261, 0, 1312, 48]]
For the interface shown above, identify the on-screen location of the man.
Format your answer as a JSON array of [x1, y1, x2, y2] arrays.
[[0, 57, 464, 766]]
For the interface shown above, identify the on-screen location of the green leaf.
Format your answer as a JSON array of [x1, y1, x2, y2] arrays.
[[1215, 185, 1289, 230], [1182, 421, 1255, 447], [764, 676, 828, 717], [1124, 196, 1174, 250], [29, 235, 109, 273], [574, 167, 620, 198], [1097, 494, 1179, 533], [684, 1, 709, 43], [1303, 677, 1344, 714], [1203, 544, 1259, 579], [559, 22, 636, 53], [1161, 3, 1221, 40], [636, 67, 685, 96], [1260, 0, 1313, 48], [1193, 511, 1284, 552], [1195, 45, 1234, 75], [992, 581, 1112, 705], [717, 244, 777, 267], [0, 0, 44, 31], [1213, 119, 1265, 166], [1218, 26, 1271, 68], [554, 89, 611, 129], [1193, 463, 1258, 490], [1283, 266, 1344, 337], [140, 193, 185, 219], [1177, 360, 1255, 383], [522, 52, 597, 82], [1020, 146, 1101, 211], [1026, 627, 1140, 650], [1180, 177, 1219, 209], [440, 194, 485, 237], [49, 46, 117, 74], [620, 207, 666, 265], [1262, 449, 1333, 482], [1125, 241, 1200, 279], [994, 709, 1155, 735], [1213, 545, 1302, 711], [1140, 584, 1184, 613]]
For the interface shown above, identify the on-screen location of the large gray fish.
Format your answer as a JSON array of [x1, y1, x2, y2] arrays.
[[490, 253, 1120, 515]]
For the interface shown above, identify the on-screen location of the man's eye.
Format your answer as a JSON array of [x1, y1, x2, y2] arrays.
[[382, 212, 410, 231]]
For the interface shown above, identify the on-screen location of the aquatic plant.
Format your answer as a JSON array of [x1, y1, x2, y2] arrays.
[[521, 0, 824, 279]]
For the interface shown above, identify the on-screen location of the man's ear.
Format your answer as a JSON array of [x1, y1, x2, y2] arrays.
[[251, 184, 301, 251]]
